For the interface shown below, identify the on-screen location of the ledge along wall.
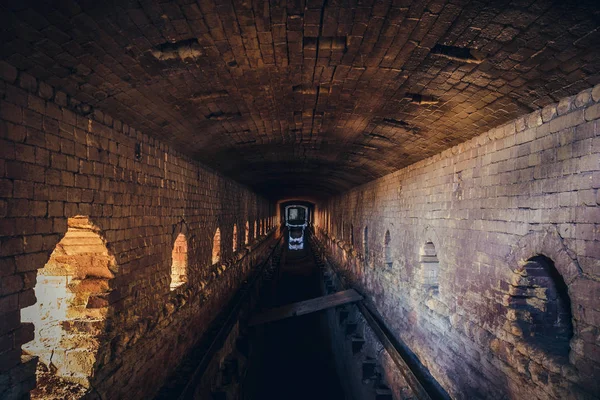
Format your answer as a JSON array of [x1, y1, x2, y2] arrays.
[[0, 61, 277, 400], [314, 85, 600, 399]]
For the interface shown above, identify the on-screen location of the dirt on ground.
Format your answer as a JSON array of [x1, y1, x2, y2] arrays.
[[29, 361, 88, 400]]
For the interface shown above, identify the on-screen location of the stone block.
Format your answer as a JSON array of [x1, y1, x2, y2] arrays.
[[0, 101, 22, 124], [17, 73, 37, 93], [575, 89, 592, 108], [0, 61, 17, 83], [584, 103, 600, 122], [592, 84, 600, 103], [541, 104, 557, 122], [557, 96, 574, 115]]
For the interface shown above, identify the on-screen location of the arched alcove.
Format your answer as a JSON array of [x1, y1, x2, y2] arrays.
[[419, 241, 439, 294], [212, 228, 221, 264], [21, 216, 115, 390], [170, 233, 188, 290], [245, 221, 250, 245], [363, 226, 369, 264], [384, 230, 392, 268], [253, 220, 257, 240], [233, 224, 238, 252], [507, 255, 573, 360]]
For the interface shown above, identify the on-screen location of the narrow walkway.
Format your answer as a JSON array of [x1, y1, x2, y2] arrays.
[[251, 242, 345, 400]]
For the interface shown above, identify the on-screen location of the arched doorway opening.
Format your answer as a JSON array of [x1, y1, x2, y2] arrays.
[[507, 255, 573, 360], [212, 228, 221, 264], [384, 230, 392, 268], [233, 224, 238, 252], [170, 233, 188, 290]]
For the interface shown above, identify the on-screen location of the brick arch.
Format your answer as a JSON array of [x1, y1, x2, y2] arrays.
[[507, 228, 581, 285], [212, 227, 221, 264], [170, 220, 189, 291], [384, 229, 392, 268], [505, 255, 574, 361], [363, 226, 369, 264], [417, 226, 443, 296], [21, 215, 116, 392], [504, 228, 581, 363], [232, 223, 238, 252]]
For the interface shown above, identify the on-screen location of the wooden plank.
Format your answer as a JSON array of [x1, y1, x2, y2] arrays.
[[249, 289, 363, 326]]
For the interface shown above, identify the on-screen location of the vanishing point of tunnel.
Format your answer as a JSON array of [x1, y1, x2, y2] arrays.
[[0, 0, 599, 399]]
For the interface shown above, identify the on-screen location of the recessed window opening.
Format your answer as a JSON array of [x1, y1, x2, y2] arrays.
[[350, 223, 354, 246], [419, 241, 439, 294], [363, 226, 369, 264], [253, 221, 257, 240], [170, 233, 188, 290], [245, 221, 250, 245], [233, 224, 238, 252], [508, 255, 573, 360], [212, 228, 221, 264], [384, 230, 392, 267], [21, 216, 115, 393]]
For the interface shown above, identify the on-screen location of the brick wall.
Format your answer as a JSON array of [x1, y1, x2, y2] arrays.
[[0, 61, 276, 400], [315, 85, 600, 399]]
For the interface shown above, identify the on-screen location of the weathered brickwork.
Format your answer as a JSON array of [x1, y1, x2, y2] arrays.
[[315, 86, 600, 399], [0, 62, 277, 400], [2, 1, 599, 198]]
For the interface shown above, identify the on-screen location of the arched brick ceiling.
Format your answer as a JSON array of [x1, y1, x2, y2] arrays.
[[2, 0, 599, 199]]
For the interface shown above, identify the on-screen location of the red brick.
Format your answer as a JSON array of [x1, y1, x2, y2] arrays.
[[23, 109, 42, 130], [12, 181, 33, 199], [4, 122, 26, 142], [28, 201, 47, 217], [0, 275, 23, 296], [0, 101, 22, 124], [0, 61, 18, 83], [17, 73, 37, 93], [0, 237, 24, 257], [38, 81, 53, 100], [5, 161, 44, 183], [0, 348, 21, 372], [14, 144, 35, 163], [27, 96, 45, 115], [0, 311, 19, 336], [0, 294, 19, 314], [0, 139, 15, 160], [14, 252, 48, 273], [0, 179, 12, 198], [12, 323, 34, 348], [35, 147, 49, 166], [47, 201, 64, 217]]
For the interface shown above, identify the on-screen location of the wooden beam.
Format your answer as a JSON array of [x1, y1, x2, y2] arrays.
[[249, 289, 363, 326]]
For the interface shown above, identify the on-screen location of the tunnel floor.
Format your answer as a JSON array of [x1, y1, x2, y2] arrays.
[[250, 241, 345, 400]]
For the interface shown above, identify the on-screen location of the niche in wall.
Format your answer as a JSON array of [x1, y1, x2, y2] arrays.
[[170, 233, 188, 290], [507, 255, 573, 360], [21, 216, 115, 390]]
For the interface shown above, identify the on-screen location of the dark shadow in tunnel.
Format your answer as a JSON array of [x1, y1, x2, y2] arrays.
[[248, 238, 345, 400]]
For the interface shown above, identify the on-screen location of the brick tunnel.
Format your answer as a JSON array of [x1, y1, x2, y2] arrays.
[[0, 0, 599, 399]]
